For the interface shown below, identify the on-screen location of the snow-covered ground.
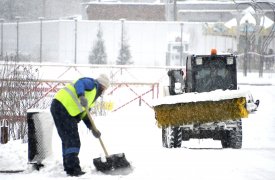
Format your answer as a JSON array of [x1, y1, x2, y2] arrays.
[[1, 73, 275, 180]]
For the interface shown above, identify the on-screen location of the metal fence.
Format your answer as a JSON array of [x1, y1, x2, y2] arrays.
[[0, 19, 242, 66], [0, 62, 180, 111]]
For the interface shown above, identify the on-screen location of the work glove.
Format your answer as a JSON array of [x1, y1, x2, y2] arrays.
[[79, 95, 88, 107], [91, 128, 101, 138]]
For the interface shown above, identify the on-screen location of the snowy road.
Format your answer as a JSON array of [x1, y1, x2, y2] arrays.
[[0, 85, 275, 180]]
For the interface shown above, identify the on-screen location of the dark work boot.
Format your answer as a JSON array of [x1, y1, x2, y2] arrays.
[[67, 169, 85, 177], [63, 153, 85, 176]]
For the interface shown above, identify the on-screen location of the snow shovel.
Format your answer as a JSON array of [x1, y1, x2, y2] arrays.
[[85, 108, 130, 172]]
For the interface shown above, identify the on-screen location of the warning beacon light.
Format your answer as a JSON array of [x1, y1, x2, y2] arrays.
[[211, 48, 217, 55]]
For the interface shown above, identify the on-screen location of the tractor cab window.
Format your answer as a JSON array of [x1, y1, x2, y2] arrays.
[[195, 66, 233, 92]]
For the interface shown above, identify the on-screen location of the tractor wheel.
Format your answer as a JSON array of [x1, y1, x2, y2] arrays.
[[221, 120, 242, 149], [162, 126, 182, 148], [221, 131, 230, 148], [229, 120, 242, 149]]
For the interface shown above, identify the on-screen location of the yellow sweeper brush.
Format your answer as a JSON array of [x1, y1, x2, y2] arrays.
[[153, 90, 249, 128]]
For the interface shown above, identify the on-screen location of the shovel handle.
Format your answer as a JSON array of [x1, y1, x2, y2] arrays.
[[85, 108, 109, 157]]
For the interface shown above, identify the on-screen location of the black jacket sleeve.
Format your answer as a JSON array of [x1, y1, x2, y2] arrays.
[[82, 115, 92, 130]]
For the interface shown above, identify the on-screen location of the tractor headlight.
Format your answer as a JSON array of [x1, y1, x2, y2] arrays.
[[174, 82, 183, 94], [227, 57, 234, 65], [196, 57, 203, 65]]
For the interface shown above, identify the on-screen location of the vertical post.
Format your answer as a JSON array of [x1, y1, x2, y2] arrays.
[[259, 35, 264, 78], [259, 54, 264, 78], [74, 18, 78, 64], [15, 16, 21, 59], [121, 19, 124, 53], [39, 17, 44, 63], [119, 19, 125, 66], [244, 20, 248, 77], [42, 0, 46, 17], [152, 84, 154, 99], [97, 23, 101, 64], [231, 33, 234, 52], [157, 83, 159, 99], [235, 12, 241, 57], [1, 120, 9, 144], [173, 0, 177, 21], [0, 19, 4, 58], [180, 22, 184, 66]]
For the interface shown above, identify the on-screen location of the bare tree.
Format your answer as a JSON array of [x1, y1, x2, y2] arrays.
[[0, 55, 41, 141]]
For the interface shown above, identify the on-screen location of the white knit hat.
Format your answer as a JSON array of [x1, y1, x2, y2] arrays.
[[96, 74, 110, 89]]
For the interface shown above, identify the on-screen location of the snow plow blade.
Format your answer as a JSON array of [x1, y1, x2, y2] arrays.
[[93, 153, 130, 172], [153, 90, 249, 128]]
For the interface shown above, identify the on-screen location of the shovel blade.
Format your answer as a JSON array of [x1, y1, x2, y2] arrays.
[[93, 153, 130, 172]]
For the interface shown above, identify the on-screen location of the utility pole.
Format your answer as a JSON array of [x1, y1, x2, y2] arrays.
[[39, 17, 44, 63], [15, 16, 21, 59], [244, 20, 248, 77], [121, 19, 124, 53], [74, 18, 78, 64], [0, 19, 4, 58], [42, 0, 46, 17], [173, 0, 177, 21], [180, 23, 184, 65]]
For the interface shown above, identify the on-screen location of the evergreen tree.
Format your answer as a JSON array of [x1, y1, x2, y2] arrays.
[[117, 21, 132, 65], [117, 41, 132, 65], [89, 24, 107, 64]]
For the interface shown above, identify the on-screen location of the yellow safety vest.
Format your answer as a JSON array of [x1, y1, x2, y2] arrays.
[[54, 81, 97, 117]]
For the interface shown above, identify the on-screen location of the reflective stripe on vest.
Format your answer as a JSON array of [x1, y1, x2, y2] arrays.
[[54, 82, 97, 117], [64, 85, 83, 113]]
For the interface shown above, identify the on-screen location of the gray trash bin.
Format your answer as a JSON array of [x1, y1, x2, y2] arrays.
[[27, 109, 54, 170]]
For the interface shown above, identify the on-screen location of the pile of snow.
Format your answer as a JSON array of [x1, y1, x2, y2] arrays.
[[0, 140, 28, 172]]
